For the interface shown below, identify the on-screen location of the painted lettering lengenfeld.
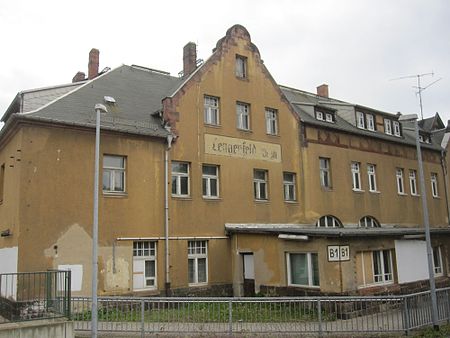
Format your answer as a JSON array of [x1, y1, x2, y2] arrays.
[[205, 134, 281, 163]]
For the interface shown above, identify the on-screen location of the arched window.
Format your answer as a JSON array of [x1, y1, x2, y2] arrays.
[[316, 215, 343, 228], [359, 216, 380, 228]]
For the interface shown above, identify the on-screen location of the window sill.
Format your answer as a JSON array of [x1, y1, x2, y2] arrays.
[[237, 128, 252, 133], [369, 190, 381, 194], [203, 197, 221, 201], [411, 194, 421, 198], [254, 199, 270, 204], [266, 133, 279, 138], [352, 189, 365, 193], [397, 192, 408, 196], [358, 281, 394, 289], [321, 186, 333, 192], [204, 123, 221, 129], [288, 284, 320, 289], [172, 196, 192, 200], [284, 200, 299, 205], [103, 192, 128, 198], [236, 76, 249, 82], [188, 282, 208, 287], [432, 196, 441, 199]]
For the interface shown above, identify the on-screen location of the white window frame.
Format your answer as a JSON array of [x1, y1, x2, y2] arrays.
[[286, 252, 320, 287], [103, 155, 126, 193], [431, 173, 439, 198], [367, 164, 378, 192], [172, 161, 190, 197], [372, 250, 393, 284], [265, 108, 278, 135], [359, 216, 380, 228], [316, 215, 342, 228], [188, 241, 208, 285], [393, 121, 401, 136], [202, 165, 219, 199], [433, 246, 443, 276], [351, 162, 362, 191], [316, 111, 324, 121], [356, 111, 365, 129], [235, 55, 247, 78], [236, 102, 250, 131], [325, 113, 334, 123], [283, 172, 296, 202], [254, 169, 268, 200], [204, 95, 220, 125], [396, 168, 405, 194], [384, 119, 392, 135], [133, 241, 157, 289], [366, 114, 375, 131], [409, 170, 418, 196], [319, 157, 331, 189]]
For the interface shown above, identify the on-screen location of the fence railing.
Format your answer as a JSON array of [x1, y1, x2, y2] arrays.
[[71, 287, 450, 336], [0, 270, 71, 322]]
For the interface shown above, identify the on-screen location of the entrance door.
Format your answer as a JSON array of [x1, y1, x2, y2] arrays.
[[242, 253, 255, 296]]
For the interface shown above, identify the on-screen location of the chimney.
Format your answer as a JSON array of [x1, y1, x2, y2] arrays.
[[317, 84, 329, 98], [183, 42, 197, 78], [72, 71, 86, 83], [88, 48, 100, 80]]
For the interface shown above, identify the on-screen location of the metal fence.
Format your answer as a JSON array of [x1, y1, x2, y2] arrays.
[[0, 270, 71, 322], [71, 287, 450, 336]]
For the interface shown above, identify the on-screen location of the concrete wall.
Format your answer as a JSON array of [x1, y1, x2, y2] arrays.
[[0, 318, 74, 338]]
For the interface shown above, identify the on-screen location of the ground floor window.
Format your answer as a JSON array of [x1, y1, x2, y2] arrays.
[[373, 250, 393, 284], [287, 253, 319, 287], [188, 241, 208, 285], [132, 241, 156, 290], [357, 249, 394, 287], [433, 246, 443, 276]]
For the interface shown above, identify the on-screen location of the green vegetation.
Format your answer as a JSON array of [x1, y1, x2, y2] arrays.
[[413, 324, 450, 337]]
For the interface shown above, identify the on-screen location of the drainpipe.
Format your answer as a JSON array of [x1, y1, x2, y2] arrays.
[[441, 150, 450, 225], [164, 132, 174, 296]]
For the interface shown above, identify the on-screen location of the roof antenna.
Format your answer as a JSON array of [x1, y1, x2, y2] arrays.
[[390, 72, 442, 120]]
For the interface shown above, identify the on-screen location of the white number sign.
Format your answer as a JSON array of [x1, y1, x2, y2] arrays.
[[327, 245, 350, 262]]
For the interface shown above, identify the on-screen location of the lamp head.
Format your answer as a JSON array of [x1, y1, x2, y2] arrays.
[[94, 103, 108, 113]]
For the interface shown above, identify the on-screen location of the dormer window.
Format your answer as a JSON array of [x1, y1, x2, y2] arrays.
[[316, 109, 334, 123], [419, 134, 431, 144], [366, 114, 375, 131], [393, 121, 401, 136], [325, 113, 334, 123], [384, 118, 401, 137], [384, 119, 392, 135], [356, 111, 375, 130]]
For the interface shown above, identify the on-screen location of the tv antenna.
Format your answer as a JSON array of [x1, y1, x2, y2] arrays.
[[390, 72, 442, 120]]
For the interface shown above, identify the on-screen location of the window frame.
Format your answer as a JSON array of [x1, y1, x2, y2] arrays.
[[188, 240, 208, 285], [316, 215, 343, 228], [171, 161, 190, 197], [359, 216, 380, 228], [202, 164, 219, 199], [366, 114, 375, 131], [0, 163, 5, 203], [236, 102, 251, 131], [384, 119, 392, 135], [253, 169, 268, 201], [283, 172, 296, 202], [356, 111, 365, 129], [409, 169, 419, 196], [393, 121, 401, 136], [325, 113, 334, 123], [316, 111, 324, 121], [319, 157, 332, 189], [367, 164, 378, 192], [396, 168, 405, 194], [133, 241, 157, 289], [286, 252, 320, 288], [204, 95, 220, 126], [431, 173, 439, 198], [351, 162, 362, 191], [265, 108, 278, 135], [235, 55, 247, 79], [433, 246, 443, 276], [372, 250, 394, 285], [102, 155, 126, 194]]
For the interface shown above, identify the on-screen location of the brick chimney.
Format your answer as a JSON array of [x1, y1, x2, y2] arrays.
[[183, 42, 197, 78], [72, 71, 86, 83], [317, 84, 329, 98], [88, 48, 100, 80]]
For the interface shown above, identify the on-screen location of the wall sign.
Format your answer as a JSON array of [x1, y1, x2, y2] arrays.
[[204, 134, 282, 163], [327, 245, 350, 262]]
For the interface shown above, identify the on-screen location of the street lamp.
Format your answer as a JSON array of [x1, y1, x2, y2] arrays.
[[92, 103, 108, 338], [398, 113, 439, 330]]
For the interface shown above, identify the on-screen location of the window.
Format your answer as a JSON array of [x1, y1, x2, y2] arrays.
[[235, 55, 247, 78], [236, 102, 250, 130], [103, 155, 126, 193], [204, 95, 219, 125], [393, 121, 401, 136], [373, 250, 393, 284], [0, 164, 4, 202], [396, 168, 405, 194], [133, 241, 156, 288], [366, 114, 375, 131], [316, 215, 343, 228], [283, 172, 296, 201], [433, 247, 443, 276], [316, 111, 324, 121], [265, 108, 278, 135], [419, 134, 431, 143], [202, 165, 219, 198], [319, 157, 331, 188], [188, 241, 207, 285], [287, 253, 319, 287], [172, 162, 190, 197], [359, 216, 380, 228], [367, 164, 378, 192], [325, 113, 334, 123], [409, 170, 418, 195], [356, 111, 365, 129], [431, 173, 439, 198], [253, 169, 268, 200], [384, 119, 392, 135], [351, 162, 362, 191]]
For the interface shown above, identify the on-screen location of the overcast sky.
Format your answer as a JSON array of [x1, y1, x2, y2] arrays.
[[1, 0, 449, 128]]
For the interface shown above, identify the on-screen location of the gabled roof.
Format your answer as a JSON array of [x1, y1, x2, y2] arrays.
[[2, 65, 183, 139], [419, 113, 445, 132]]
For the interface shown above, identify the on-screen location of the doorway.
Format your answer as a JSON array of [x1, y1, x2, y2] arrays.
[[242, 253, 255, 296]]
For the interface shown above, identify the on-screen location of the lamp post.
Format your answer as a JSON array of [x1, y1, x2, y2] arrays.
[[398, 113, 438, 330], [92, 103, 108, 338]]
